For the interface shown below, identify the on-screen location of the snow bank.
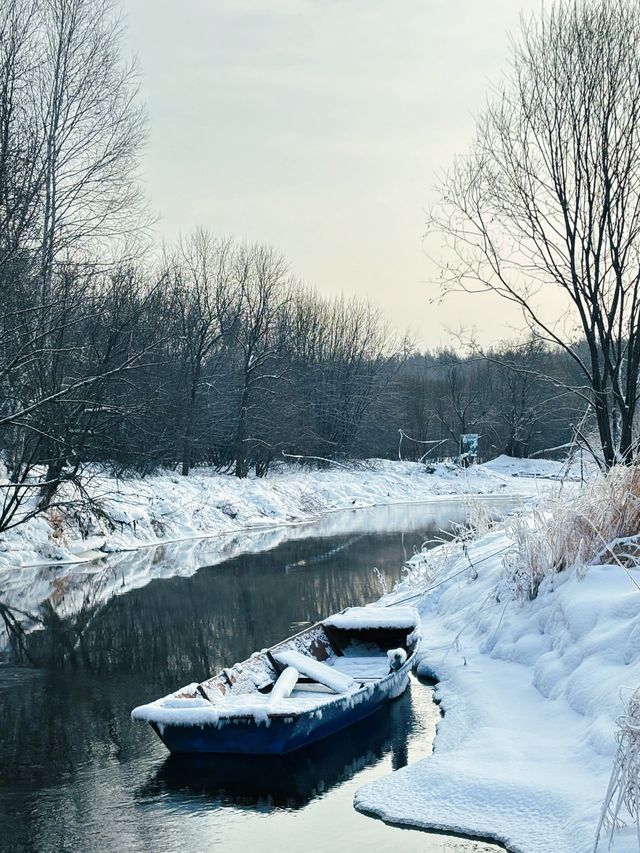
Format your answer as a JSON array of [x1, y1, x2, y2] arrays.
[[0, 457, 561, 572], [354, 523, 640, 852], [482, 453, 590, 480]]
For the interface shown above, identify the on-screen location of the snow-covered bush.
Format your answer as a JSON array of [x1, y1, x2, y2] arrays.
[[401, 538, 460, 591], [503, 465, 640, 600]]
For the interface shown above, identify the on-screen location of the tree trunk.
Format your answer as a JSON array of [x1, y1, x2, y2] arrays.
[[234, 381, 249, 478], [181, 370, 200, 477], [38, 455, 64, 511], [594, 392, 615, 469], [618, 407, 635, 465]]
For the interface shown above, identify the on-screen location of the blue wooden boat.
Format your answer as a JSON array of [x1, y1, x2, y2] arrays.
[[131, 605, 421, 755]]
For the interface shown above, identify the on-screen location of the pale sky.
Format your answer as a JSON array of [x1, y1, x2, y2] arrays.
[[124, 0, 543, 348]]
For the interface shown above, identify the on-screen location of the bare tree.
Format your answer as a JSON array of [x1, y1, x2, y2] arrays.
[[231, 244, 290, 478], [481, 339, 580, 458], [430, 0, 640, 467], [285, 289, 406, 458], [169, 230, 239, 476], [37, 0, 147, 300], [0, 0, 151, 525], [427, 353, 494, 459], [0, 0, 41, 266]]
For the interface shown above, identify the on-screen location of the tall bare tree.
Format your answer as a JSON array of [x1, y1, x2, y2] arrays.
[[37, 0, 147, 300], [0, 0, 41, 266], [0, 0, 150, 526], [431, 0, 640, 467], [231, 245, 290, 478]]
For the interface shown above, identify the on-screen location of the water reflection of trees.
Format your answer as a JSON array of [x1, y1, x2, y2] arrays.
[[3, 499, 509, 670], [0, 600, 42, 663], [0, 520, 446, 853], [18, 532, 413, 680]]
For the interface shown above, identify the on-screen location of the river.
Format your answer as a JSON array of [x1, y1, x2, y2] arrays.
[[0, 498, 516, 853]]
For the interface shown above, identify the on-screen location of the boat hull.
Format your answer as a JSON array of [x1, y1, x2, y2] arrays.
[[152, 660, 412, 755]]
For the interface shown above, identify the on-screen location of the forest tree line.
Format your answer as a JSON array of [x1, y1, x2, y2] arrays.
[[0, 0, 596, 534], [1, 210, 586, 487]]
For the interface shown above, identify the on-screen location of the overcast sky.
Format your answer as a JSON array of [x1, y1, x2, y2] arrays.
[[124, 0, 542, 347]]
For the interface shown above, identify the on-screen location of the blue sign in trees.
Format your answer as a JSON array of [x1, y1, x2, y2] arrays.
[[460, 434, 479, 464]]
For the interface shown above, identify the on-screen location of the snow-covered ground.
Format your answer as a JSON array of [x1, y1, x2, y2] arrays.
[[0, 456, 566, 571], [355, 479, 640, 852], [6, 452, 621, 851]]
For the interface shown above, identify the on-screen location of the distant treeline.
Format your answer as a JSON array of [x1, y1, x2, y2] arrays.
[[1, 227, 583, 484]]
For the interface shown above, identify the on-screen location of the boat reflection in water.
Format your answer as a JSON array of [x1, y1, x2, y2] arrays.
[[142, 678, 419, 811]]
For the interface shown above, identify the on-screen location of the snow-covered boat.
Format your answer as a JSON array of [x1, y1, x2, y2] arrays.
[[131, 605, 421, 755]]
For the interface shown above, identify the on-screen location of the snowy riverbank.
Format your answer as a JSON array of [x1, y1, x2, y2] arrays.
[[355, 471, 640, 853], [0, 456, 566, 572], [3, 452, 616, 851], [0, 454, 574, 663]]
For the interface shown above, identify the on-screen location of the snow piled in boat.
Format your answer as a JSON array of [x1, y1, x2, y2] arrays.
[[323, 605, 422, 645], [354, 527, 640, 853], [323, 605, 420, 631], [131, 690, 338, 728], [271, 649, 357, 694]]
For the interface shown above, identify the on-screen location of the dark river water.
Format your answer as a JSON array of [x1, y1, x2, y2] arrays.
[[0, 499, 513, 853]]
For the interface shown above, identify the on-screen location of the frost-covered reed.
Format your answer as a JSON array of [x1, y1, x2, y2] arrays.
[[595, 687, 640, 851], [503, 465, 640, 600], [400, 496, 503, 593]]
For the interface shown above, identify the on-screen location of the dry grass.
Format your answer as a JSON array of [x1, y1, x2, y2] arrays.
[[458, 497, 500, 540], [503, 465, 640, 600]]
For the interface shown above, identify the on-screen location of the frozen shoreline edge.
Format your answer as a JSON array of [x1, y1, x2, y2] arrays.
[[22, 489, 531, 569], [353, 474, 640, 853]]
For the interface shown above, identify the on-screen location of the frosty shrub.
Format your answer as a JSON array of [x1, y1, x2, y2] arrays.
[[398, 496, 520, 603], [401, 503, 493, 592], [503, 465, 640, 600], [401, 536, 462, 591], [372, 566, 388, 595], [458, 497, 497, 541], [594, 687, 640, 851]]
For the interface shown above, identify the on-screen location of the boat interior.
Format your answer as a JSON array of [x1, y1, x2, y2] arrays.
[[189, 608, 419, 714]]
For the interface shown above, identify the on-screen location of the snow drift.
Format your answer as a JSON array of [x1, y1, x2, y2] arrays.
[[355, 466, 640, 853]]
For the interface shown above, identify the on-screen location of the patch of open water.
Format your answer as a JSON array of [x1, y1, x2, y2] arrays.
[[0, 498, 516, 852]]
